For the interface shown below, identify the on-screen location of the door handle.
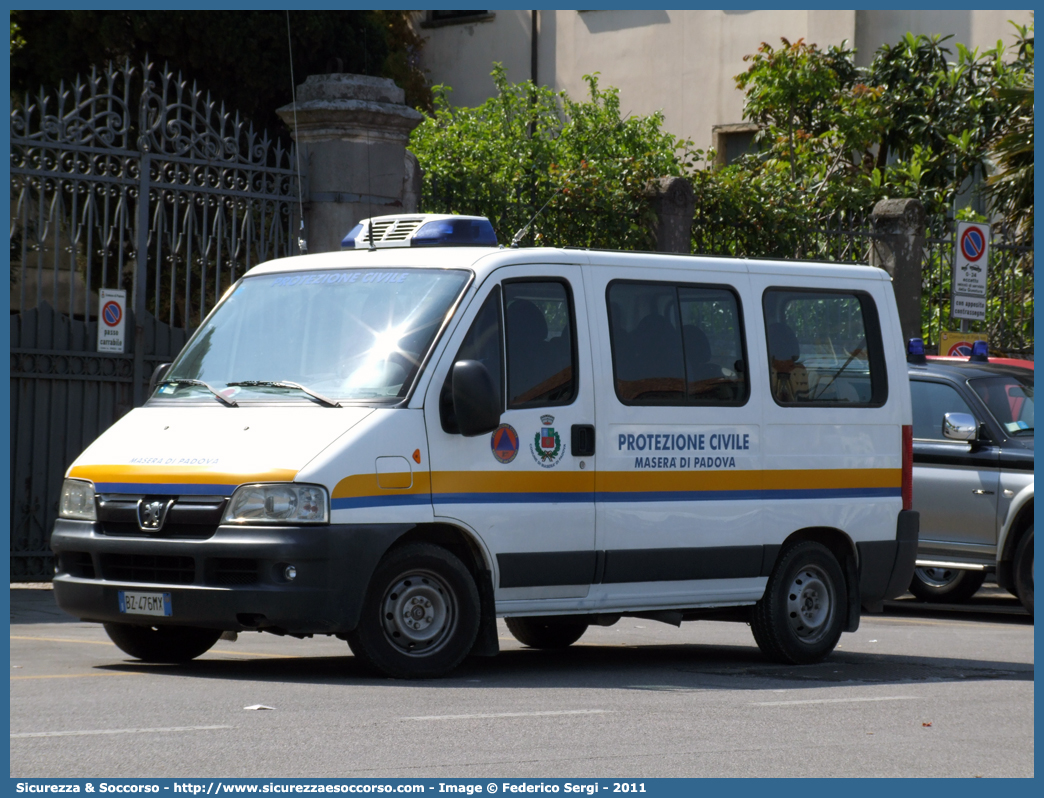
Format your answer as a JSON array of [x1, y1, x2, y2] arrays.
[[571, 424, 595, 456], [972, 489, 995, 495]]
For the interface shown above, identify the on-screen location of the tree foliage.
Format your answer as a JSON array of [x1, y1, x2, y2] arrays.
[[411, 65, 699, 249], [727, 30, 1033, 226], [983, 23, 1034, 244], [9, 10, 431, 141]]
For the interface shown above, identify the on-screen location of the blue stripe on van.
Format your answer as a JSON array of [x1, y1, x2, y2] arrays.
[[427, 487, 901, 504], [331, 494, 433, 510], [330, 486, 902, 510]]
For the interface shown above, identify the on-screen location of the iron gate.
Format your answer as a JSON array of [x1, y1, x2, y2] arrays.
[[10, 59, 300, 579]]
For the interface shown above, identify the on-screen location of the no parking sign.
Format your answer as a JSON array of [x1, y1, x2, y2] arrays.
[[97, 288, 127, 353], [951, 221, 990, 321]]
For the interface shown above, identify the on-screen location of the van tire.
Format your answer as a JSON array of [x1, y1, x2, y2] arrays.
[[505, 617, 589, 649], [751, 541, 846, 664], [1014, 526, 1033, 615], [346, 543, 480, 679], [103, 623, 221, 663], [908, 567, 985, 603]]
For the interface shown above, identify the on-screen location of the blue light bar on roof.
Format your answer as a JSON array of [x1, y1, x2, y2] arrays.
[[411, 217, 498, 247], [907, 338, 926, 364], [341, 214, 498, 249], [970, 340, 989, 362], [341, 223, 364, 249]]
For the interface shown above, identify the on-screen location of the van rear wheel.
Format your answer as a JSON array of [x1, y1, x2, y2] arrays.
[[505, 617, 589, 649], [346, 543, 480, 679], [103, 623, 221, 663], [751, 541, 846, 664]]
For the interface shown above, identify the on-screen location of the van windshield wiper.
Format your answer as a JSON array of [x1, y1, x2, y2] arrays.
[[158, 379, 238, 407], [226, 380, 342, 408]]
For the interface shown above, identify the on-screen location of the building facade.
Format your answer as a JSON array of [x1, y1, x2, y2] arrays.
[[417, 9, 1033, 157]]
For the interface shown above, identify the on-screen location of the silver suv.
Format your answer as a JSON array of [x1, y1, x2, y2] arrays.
[[907, 346, 1033, 613]]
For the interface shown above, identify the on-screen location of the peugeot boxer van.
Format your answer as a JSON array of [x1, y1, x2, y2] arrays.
[[51, 214, 918, 678]]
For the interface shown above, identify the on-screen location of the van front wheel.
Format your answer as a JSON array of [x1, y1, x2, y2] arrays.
[[751, 541, 846, 664], [103, 623, 221, 663], [346, 543, 480, 679]]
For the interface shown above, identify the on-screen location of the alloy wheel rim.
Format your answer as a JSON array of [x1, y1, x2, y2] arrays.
[[915, 566, 961, 588]]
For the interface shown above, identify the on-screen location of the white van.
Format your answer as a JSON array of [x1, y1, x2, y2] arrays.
[[51, 214, 918, 678]]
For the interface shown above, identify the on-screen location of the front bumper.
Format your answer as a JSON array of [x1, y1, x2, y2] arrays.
[[50, 519, 411, 634], [857, 510, 920, 603]]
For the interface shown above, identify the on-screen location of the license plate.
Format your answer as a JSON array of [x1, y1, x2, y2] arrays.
[[118, 591, 172, 617]]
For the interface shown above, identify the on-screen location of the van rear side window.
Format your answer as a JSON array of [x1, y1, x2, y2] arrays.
[[763, 288, 887, 406], [607, 281, 748, 406]]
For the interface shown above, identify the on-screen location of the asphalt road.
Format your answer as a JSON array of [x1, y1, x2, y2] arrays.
[[10, 586, 1034, 778]]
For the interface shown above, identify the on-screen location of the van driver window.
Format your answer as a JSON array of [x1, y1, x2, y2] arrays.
[[441, 287, 503, 432], [504, 281, 576, 408]]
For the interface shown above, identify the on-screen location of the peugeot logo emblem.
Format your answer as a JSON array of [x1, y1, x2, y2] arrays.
[[137, 498, 174, 531]]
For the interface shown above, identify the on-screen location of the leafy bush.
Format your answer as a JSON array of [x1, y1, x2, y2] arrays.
[[411, 65, 699, 249]]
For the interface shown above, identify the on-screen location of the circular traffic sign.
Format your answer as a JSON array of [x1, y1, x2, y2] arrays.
[[102, 300, 122, 327], [960, 227, 986, 262]]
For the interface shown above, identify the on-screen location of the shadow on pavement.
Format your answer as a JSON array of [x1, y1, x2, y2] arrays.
[[91, 639, 1033, 691], [10, 589, 77, 625]]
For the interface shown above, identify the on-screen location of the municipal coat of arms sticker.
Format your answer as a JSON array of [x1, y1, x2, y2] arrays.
[[530, 414, 566, 468], [490, 423, 520, 464]]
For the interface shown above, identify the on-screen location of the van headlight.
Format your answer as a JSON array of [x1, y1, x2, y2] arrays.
[[59, 479, 97, 521], [223, 484, 329, 524]]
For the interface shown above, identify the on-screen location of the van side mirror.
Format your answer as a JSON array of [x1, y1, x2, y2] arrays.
[[942, 412, 978, 442], [149, 363, 172, 395], [451, 360, 501, 437]]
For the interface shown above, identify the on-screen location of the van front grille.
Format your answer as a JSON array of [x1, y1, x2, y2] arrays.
[[208, 558, 259, 586], [61, 551, 95, 579], [96, 496, 224, 539], [99, 553, 195, 585]]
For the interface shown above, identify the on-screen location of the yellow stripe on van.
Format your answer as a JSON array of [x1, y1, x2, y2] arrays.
[[431, 470, 594, 495], [68, 465, 298, 497], [333, 471, 432, 499]]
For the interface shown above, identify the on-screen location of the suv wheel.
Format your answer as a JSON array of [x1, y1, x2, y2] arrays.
[[909, 566, 985, 603], [1014, 526, 1033, 615]]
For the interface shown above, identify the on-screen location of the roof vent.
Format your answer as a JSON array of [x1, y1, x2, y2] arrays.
[[341, 214, 498, 249]]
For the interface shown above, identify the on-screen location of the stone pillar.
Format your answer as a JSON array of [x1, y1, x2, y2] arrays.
[[870, 198, 925, 343], [643, 177, 695, 254], [277, 74, 425, 254]]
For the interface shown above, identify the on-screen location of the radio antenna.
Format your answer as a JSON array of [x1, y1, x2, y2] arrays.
[[510, 186, 564, 248], [286, 12, 306, 253]]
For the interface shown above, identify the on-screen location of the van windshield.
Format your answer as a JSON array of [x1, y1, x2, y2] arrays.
[[159, 268, 470, 404]]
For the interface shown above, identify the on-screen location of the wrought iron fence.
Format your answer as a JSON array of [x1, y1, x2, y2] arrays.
[[922, 220, 1033, 356], [11, 58, 299, 334], [9, 58, 300, 579]]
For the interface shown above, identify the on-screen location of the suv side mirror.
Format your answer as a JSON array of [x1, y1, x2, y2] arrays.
[[942, 412, 978, 442], [452, 360, 501, 437], [149, 363, 172, 395]]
